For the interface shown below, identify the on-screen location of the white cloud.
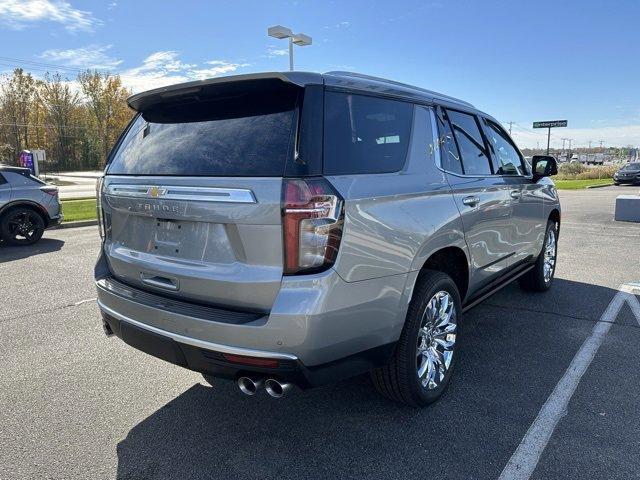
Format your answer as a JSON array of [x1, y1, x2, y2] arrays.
[[120, 51, 250, 93], [0, 0, 101, 32], [509, 123, 640, 149], [40, 44, 122, 70], [189, 60, 250, 80], [125, 51, 196, 76], [324, 21, 350, 29], [266, 46, 289, 58]]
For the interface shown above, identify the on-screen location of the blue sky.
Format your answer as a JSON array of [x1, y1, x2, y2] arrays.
[[1, 0, 639, 148]]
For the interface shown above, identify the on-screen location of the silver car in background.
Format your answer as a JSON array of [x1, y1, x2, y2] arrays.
[[95, 71, 560, 406], [0, 166, 62, 245]]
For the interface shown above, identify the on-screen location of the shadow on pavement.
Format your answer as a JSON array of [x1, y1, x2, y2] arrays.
[[115, 279, 628, 480], [0, 237, 65, 261]]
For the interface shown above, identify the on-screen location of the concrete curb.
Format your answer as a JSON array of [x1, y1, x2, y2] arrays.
[[52, 220, 98, 230], [586, 183, 614, 189], [60, 196, 96, 201]]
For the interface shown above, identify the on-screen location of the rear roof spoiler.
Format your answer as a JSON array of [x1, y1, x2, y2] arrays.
[[127, 71, 323, 112]]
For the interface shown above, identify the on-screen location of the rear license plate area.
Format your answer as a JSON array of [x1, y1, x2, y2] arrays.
[[152, 219, 183, 255]]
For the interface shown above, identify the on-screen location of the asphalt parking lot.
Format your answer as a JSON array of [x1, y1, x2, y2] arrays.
[[1, 185, 639, 480]]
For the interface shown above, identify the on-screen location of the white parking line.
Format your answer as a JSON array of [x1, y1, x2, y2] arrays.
[[498, 284, 640, 480], [73, 298, 97, 307]]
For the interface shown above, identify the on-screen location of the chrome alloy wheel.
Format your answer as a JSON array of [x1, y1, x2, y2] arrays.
[[416, 291, 457, 390], [543, 227, 557, 283]]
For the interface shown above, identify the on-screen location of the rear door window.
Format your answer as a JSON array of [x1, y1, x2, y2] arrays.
[[446, 109, 492, 175], [107, 94, 296, 176], [323, 91, 413, 175]]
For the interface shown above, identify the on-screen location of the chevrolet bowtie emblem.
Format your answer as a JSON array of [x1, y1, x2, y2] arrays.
[[147, 186, 167, 198]]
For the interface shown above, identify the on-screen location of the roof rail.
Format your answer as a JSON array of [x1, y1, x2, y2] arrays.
[[324, 71, 474, 108]]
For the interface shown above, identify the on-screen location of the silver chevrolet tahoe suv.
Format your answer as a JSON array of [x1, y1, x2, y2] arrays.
[[95, 71, 560, 406]]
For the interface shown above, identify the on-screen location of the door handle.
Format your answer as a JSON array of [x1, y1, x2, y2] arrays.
[[140, 273, 179, 291], [510, 189, 521, 199], [462, 195, 480, 207]]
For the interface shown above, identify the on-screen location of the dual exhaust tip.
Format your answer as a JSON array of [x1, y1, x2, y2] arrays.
[[237, 376, 292, 398]]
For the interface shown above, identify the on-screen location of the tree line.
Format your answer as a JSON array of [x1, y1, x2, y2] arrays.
[[0, 68, 133, 172]]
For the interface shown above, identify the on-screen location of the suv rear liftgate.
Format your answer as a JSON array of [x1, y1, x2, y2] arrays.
[[96, 74, 362, 388]]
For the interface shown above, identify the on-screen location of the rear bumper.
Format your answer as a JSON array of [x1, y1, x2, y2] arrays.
[[47, 213, 63, 228], [100, 308, 395, 388], [95, 254, 415, 386]]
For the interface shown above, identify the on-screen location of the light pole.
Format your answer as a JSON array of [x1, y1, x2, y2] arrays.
[[268, 25, 312, 71]]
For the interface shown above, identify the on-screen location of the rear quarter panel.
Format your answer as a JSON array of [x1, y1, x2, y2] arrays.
[[1, 172, 57, 221], [329, 172, 467, 282]]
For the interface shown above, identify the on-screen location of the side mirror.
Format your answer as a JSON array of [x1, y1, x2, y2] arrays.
[[532, 155, 558, 180]]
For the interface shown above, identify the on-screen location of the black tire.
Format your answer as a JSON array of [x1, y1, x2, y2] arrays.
[[371, 270, 462, 407], [519, 220, 558, 292], [0, 207, 45, 246], [201, 373, 216, 387]]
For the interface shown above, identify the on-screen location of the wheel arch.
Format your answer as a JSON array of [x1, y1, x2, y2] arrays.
[[549, 208, 561, 235], [415, 246, 470, 303], [0, 200, 50, 224]]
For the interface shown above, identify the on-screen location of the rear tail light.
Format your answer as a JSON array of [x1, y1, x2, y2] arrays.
[[96, 177, 105, 240], [282, 178, 344, 275]]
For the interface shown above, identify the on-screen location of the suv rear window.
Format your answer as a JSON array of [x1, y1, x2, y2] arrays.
[[107, 93, 296, 176], [323, 91, 413, 175]]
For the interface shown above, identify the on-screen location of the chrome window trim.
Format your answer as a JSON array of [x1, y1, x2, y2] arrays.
[[480, 116, 530, 178], [105, 184, 257, 203], [429, 107, 442, 170], [429, 108, 530, 180]]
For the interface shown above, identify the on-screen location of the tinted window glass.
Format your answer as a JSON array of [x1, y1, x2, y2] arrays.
[[621, 163, 640, 171], [483, 119, 524, 175], [324, 92, 413, 175], [436, 108, 463, 174], [107, 95, 295, 176], [0, 173, 6, 185], [3, 171, 39, 186], [446, 110, 491, 175]]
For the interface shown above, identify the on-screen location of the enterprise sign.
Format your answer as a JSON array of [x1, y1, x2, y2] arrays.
[[533, 120, 568, 128]]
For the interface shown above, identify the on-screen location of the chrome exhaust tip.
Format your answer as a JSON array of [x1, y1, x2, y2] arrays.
[[265, 378, 292, 398], [237, 376, 263, 396]]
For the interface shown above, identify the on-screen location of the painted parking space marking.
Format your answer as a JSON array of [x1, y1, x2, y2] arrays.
[[498, 284, 640, 480]]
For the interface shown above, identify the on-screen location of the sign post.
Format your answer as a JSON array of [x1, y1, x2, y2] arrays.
[[533, 120, 568, 154]]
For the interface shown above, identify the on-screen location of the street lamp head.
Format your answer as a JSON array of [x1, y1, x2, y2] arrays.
[[268, 25, 293, 39], [292, 33, 312, 46], [267, 25, 312, 71]]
